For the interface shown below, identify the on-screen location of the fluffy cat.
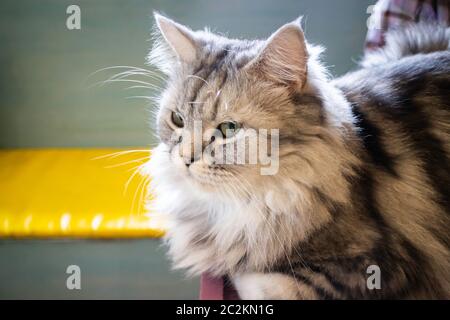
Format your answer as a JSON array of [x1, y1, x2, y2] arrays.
[[144, 13, 450, 299]]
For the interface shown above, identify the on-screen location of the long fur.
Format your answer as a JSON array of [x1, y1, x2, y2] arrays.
[[145, 19, 450, 299], [361, 24, 450, 67]]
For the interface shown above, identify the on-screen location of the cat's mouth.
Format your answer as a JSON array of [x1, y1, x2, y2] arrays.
[[184, 163, 236, 190]]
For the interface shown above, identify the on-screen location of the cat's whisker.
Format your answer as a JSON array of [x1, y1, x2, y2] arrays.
[[103, 156, 150, 169], [131, 170, 149, 214], [125, 96, 156, 101], [125, 85, 159, 90], [87, 65, 163, 80], [85, 66, 165, 90], [100, 78, 157, 87], [124, 162, 148, 195], [88, 73, 160, 89], [91, 149, 150, 160], [186, 74, 211, 88], [109, 69, 163, 80], [126, 163, 148, 173], [109, 72, 164, 86], [137, 175, 150, 215]]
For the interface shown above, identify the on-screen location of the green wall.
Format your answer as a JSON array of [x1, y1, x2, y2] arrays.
[[0, 0, 375, 148], [0, 239, 199, 299]]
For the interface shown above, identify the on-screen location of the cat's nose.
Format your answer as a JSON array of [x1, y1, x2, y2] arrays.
[[184, 156, 196, 167]]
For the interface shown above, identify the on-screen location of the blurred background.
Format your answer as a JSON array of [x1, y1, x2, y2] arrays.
[[0, 0, 374, 299]]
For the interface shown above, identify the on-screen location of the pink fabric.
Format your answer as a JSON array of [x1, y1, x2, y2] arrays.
[[199, 274, 240, 300], [199, 274, 224, 300], [366, 0, 450, 50]]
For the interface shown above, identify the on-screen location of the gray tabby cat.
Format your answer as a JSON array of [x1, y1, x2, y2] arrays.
[[145, 13, 450, 299]]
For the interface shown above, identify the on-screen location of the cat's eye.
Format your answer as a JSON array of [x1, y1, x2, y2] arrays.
[[218, 121, 240, 138], [171, 111, 184, 128]]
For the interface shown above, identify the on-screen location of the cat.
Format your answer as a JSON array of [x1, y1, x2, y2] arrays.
[[144, 13, 450, 299]]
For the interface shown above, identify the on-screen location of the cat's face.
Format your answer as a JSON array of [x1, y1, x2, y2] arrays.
[[150, 14, 323, 197]]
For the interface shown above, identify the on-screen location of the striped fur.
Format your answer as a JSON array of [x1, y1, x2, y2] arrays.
[[145, 15, 450, 299]]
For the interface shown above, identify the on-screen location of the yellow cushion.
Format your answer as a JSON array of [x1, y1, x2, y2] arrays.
[[0, 149, 165, 238]]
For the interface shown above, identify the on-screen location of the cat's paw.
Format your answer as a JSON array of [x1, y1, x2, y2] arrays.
[[233, 272, 308, 300]]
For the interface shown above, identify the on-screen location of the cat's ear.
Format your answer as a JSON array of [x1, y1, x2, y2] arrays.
[[153, 13, 198, 64], [246, 18, 308, 88]]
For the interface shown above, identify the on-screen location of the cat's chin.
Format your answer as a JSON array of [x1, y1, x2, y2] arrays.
[[180, 163, 228, 190], [181, 172, 242, 202]]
